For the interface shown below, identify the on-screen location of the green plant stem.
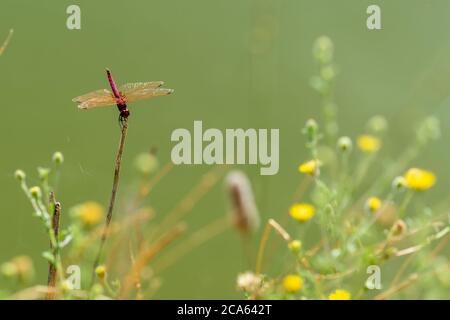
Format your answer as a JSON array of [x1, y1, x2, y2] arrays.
[[20, 180, 64, 295], [46, 195, 62, 300]]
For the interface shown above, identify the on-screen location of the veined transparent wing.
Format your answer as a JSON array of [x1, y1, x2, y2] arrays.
[[72, 89, 116, 110], [119, 82, 164, 95], [125, 87, 174, 103]]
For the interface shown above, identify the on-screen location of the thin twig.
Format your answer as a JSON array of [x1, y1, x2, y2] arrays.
[[92, 120, 128, 283], [47, 193, 61, 300]]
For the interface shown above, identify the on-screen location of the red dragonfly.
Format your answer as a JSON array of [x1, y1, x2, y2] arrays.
[[73, 69, 174, 123]]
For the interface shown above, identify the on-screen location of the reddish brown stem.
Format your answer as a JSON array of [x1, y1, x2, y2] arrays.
[[92, 120, 128, 284]]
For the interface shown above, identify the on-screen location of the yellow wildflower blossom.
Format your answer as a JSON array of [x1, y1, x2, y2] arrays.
[[404, 168, 436, 191], [95, 265, 107, 280], [329, 289, 351, 300], [289, 203, 315, 222], [365, 196, 381, 213], [78, 201, 104, 226], [288, 240, 302, 253], [357, 135, 381, 153], [298, 160, 320, 175], [282, 275, 303, 293]]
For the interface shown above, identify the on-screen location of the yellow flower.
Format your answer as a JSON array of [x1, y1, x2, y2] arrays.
[[95, 265, 107, 280], [298, 160, 320, 175], [78, 201, 104, 226], [289, 203, 315, 222], [29, 186, 42, 199], [329, 289, 351, 300], [0, 256, 34, 282], [282, 274, 303, 293], [365, 196, 381, 213], [357, 135, 381, 153], [404, 168, 436, 191], [288, 240, 302, 253]]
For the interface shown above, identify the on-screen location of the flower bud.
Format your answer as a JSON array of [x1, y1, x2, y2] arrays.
[[337, 136, 353, 153], [391, 219, 407, 237], [313, 36, 334, 64], [0, 262, 16, 277], [52, 152, 64, 165], [95, 265, 107, 280], [288, 240, 302, 253], [29, 186, 42, 199], [417, 116, 440, 145], [304, 119, 318, 137], [367, 115, 388, 133], [320, 65, 336, 81], [365, 197, 381, 213], [37, 167, 50, 181], [392, 176, 407, 192], [60, 280, 74, 293], [134, 152, 158, 176], [14, 169, 26, 181]]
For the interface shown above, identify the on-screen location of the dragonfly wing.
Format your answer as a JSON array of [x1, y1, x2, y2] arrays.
[[72, 89, 117, 110], [125, 88, 174, 103], [119, 82, 164, 95]]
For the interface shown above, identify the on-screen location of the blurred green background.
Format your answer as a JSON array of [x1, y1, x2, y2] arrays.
[[1, 0, 450, 298]]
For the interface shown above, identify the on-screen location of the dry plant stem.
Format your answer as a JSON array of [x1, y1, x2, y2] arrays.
[[104, 209, 154, 270], [374, 274, 419, 300], [0, 29, 13, 56], [153, 216, 230, 273], [47, 197, 61, 300], [119, 224, 186, 299], [153, 166, 226, 239], [376, 263, 450, 300], [256, 219, 291, 275], [126, 162, 174, 213], [67, 208, 152, 265], [92, 120, 128, 282]]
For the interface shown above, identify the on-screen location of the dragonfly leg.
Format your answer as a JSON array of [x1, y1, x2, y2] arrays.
[[118, 108, 130, 127], [118, 115, 125, 127], [118, 114, 129, 128]]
